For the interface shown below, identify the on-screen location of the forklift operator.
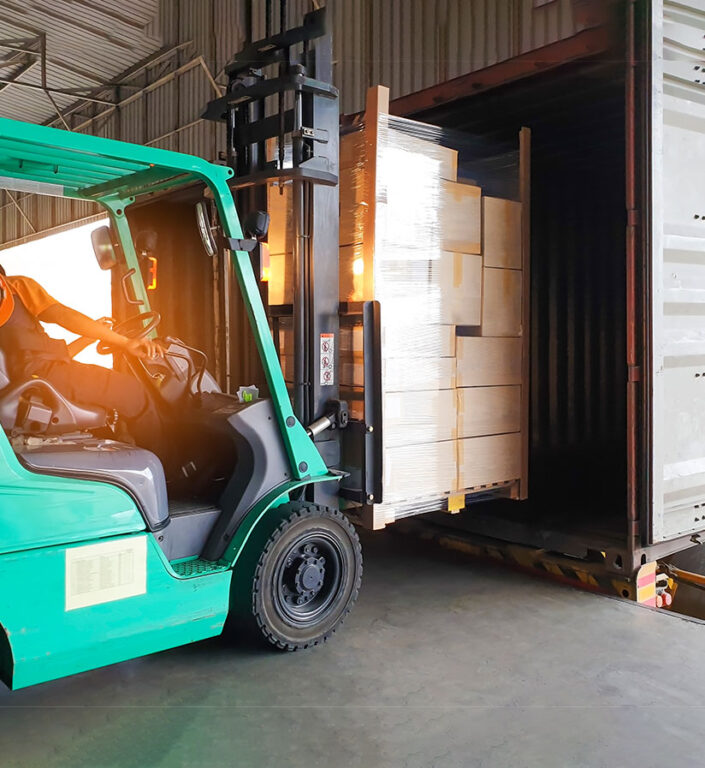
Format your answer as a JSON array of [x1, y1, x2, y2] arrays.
[[0, 265, 162, 452]]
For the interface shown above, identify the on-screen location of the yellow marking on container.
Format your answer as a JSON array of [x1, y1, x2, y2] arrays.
[[637, 583, 656, 603], [575, 571, 599, 587], [543, 563, 564, 577], [507, 548, 537, 569]]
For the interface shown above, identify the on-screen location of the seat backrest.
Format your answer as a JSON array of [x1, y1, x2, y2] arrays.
[[0, 373, 106, 434], [0, 350, 11, 391]]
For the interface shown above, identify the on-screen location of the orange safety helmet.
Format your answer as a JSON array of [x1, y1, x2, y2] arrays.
[[0, 274, 15, 328]]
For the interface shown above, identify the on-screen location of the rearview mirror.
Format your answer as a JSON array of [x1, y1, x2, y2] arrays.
[[91, 226, 118, 271], [195, 201, 218, 258]]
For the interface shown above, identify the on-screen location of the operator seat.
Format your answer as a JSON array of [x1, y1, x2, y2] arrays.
[[0, 347, 170, 536], [0, 349, 107, 435], [19, 438, 169, 531]]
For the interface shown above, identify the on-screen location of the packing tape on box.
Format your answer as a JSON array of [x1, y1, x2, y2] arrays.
[[453, 252, 463, 289]]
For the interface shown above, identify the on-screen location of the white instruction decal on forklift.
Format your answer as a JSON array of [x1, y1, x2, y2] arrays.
[[65, 537, 147, 611], [320, 333, 334, 386]]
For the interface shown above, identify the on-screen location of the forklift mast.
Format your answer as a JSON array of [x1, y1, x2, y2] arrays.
[[204, 3, 342, 502]]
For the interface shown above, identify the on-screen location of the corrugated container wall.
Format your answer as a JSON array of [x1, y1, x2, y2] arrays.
[[0, 0, 581, 247], [254, 0, 582, 114]]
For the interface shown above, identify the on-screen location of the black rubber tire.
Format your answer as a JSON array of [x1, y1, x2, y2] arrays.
[[231, 501, 362, 651]]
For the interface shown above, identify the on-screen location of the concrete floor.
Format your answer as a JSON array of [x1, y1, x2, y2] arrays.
[[1, 530, 705, 768]]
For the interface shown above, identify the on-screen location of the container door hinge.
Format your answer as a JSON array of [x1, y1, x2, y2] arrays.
[[628, 365, 642, 383]]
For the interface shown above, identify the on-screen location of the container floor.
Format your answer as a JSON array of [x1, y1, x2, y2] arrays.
[[433, 494, 628, 556], [1, 528, 703, 768]]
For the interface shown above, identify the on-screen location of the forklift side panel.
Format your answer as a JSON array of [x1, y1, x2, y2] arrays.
[[0, 533, 230, 690], [203, 398, 293, 561], [0, 434, 145, 557]]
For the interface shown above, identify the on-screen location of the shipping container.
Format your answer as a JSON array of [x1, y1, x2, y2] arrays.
[[330, 0, 702, 578]]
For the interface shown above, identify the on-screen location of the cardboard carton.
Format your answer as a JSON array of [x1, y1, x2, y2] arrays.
[[384, 439, 457, 503], [384, 356, 456, 392], [267, 181, 294, 255], [439, 251, 482, 325], [457, 386, 521, 438], [268, 252, 294, 306], [384, 389, 458, 447], [441, 180, 482, 254], [483, 197, 522, 270], [458, 433, 522, 489], [482, 267, 522, 337], [456, 337, 522, 387]]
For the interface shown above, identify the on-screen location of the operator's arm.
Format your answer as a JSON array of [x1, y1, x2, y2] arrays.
[[39, 304, 160, 358], [66, 317, 113, 358], [67, 336, 94, 358]]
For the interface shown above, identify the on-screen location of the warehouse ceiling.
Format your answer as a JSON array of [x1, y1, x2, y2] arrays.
[[0, 0, 162, 125]]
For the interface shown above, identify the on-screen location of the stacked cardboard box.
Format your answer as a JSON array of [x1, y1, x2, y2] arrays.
[[266, 182, 295, 306], [455, 197, 524, 492], [338, 87, 527, 525], [339, 90, 489, 513]]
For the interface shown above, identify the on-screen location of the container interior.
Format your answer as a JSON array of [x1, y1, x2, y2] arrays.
[[416, 55, 629, 550]]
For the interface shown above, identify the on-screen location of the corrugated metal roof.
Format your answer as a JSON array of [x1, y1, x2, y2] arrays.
[[0, 0, 596, 248], [0, 0, 161, 125]]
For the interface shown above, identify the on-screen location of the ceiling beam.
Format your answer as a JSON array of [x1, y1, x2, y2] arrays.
[[4, 190, 36, 233], [0, 77, 115, 104], [0, 59, 37, 95], [390, 26, 613, 118]]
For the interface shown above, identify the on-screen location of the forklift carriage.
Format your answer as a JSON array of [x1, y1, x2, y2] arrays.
[[0, 117, 362, 690]]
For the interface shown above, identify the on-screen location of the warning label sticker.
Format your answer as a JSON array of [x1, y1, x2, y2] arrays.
[[320, 333, 335, 386], [65, 536, 147, 611]]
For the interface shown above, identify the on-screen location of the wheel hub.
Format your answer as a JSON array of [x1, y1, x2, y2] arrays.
[[299, 561, 323, 591], [281, 544, 327, 607]]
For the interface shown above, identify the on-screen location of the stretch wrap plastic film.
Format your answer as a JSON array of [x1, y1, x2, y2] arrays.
[[339, 114, 486, 505]]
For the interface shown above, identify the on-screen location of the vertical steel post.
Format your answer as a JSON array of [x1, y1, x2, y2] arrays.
[[304, 26, 340, 501], [625, 0, 640, 549]]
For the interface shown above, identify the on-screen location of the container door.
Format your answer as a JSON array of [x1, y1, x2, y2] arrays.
[[651, 0, 705, 541]]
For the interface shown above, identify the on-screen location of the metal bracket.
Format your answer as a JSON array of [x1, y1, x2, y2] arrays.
[[227, 237, 257, 252], [292, 127, 329, 143]]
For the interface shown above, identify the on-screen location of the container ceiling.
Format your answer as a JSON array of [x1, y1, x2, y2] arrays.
[[0, 0, 162, 125]]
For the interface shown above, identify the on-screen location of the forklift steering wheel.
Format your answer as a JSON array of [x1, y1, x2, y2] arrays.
[[96, 311, 161, 355]]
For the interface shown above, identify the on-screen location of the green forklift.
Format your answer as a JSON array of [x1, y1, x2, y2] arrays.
[[0, 116, 362, 690]]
